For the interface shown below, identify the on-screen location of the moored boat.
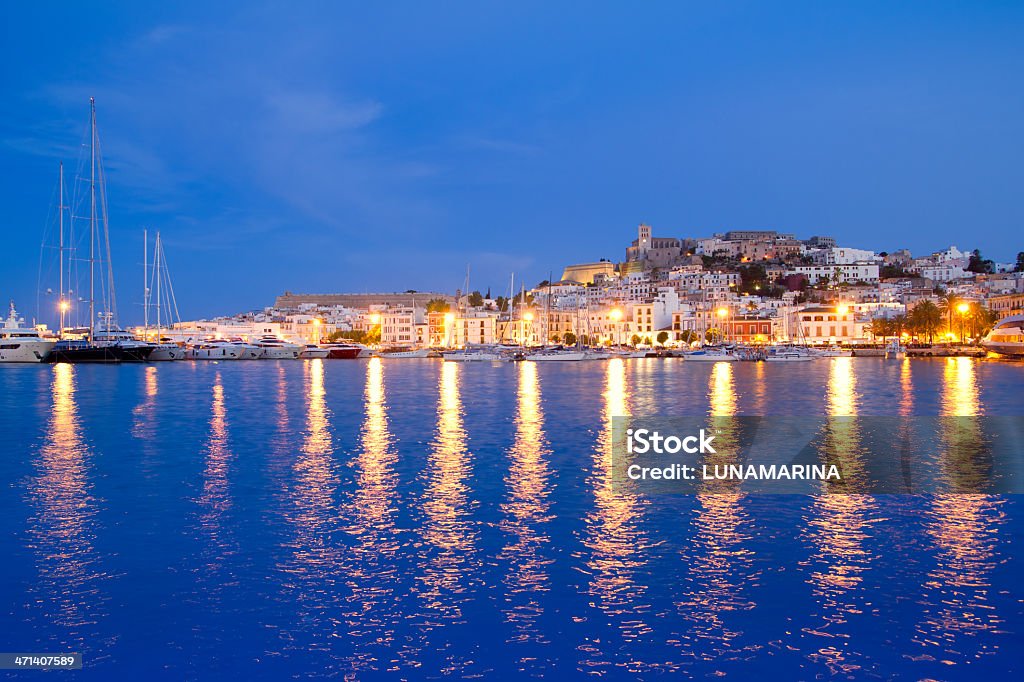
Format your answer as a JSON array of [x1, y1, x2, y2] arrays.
[[254, 335, 302, 359], [321, 343, 363, 359], [981, 314, 1024, 357], [683, 348, 738, 362], [299, 344, 330, 359], [380, 348, 433, 358], [527, 347, 586, 361], [189, 339, 244, 360], [0, 302, 57, 363]]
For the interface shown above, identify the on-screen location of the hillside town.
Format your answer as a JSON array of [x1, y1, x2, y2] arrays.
[[163, 224, 1024, 352]]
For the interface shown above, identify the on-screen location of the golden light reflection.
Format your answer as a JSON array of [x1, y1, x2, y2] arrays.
[[131, 365, 159, 440], [418, 361, 477, 625], [915, 357, 1004, 663], [674, 359, 759, 664], [499, 361, 554, 658], [27, 363, 107, 651], [279, 359, 341, 650], [579, 359, 655, 672], [898, 359, 913, 416], [341, 357, 401, 671], [942, 356, 979, 419], [198, 373, 234, 555], [800, 357, 877, 675]]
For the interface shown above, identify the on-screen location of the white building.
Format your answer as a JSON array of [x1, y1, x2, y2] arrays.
[[785, 262, 880, 285]]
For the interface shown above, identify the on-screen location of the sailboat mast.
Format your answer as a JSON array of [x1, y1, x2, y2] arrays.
[[58, 162, 65, 332], [88, 97, 96, 341], [143, 228, 148, 335], [155, 232, 162, 337]]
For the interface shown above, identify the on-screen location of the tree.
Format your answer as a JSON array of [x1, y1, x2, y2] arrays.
[[495, 296, 508, 312], [656, 331, 669, 345], [738, 264, 768, 295], [630, 334, 642, 347], [938, 292, 959, 335], [908, 300, 941, 343], [678, 330, 699, 345], [967, 249, 994, 274], [467, 290, 484, 307], [549, 333, 561, 344], [866, 317, 892, 343], [426, 298, 450, 313], [1015, 252, 1024, 273], [562, 331, 577, 346]]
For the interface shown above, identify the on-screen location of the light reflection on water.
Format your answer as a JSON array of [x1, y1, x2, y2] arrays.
[[339, 357, 402, 673], [498, 361, 554, 672], [277, 359, 343, 661], [577, 358, 658, 674], [800, 357, 879, 676], [25, 363, 110, 659], [8, 359, 1021, 678], [912, 358, 1006, 666], [675, 362, 760, 666]]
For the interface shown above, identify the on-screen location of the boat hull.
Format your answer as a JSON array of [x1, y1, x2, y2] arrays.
[[47, 344, 126, 364], [528, 351, 586, 361], [189, 346, 243, 360], [300, 348, 331, 359], [0, 339, 57, 363], [325, 347, 361, 359], [381, 349, 432, 358], [149, 344, 185, 361]]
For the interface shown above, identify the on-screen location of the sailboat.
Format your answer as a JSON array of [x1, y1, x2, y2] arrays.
[[45, 100, 134, 363], [142, 230, 184, 360]]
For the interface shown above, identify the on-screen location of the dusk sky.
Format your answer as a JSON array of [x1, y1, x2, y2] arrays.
[[2, 1, 1022, 323]]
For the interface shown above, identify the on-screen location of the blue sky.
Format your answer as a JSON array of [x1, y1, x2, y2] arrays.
[[2, 1, 1022, 323]]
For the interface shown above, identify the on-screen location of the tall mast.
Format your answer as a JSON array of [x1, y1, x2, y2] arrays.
[[88, 97, 96, 341], [58, 162, 66, 332], [143, 228, 148, 335], [155, 232, 162, 337]]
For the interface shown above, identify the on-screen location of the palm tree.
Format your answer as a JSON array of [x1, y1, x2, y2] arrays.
[[938, 291, 959, 336], [909, 300, 942, 343]]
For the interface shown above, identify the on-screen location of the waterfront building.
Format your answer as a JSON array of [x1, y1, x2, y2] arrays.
[[987, 292, 1024, 320], [791, 305, 870, 345]]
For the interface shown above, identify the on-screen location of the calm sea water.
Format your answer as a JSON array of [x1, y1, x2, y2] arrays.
[[0, 357, 1022, 680]]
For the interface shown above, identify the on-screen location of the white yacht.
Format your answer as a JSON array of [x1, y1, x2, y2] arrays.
[[380, 348, 433, 358], [683, 348, 738, 362], [528, 347, 586, 361], [149, 342, 185, 361], [254, 335, 302, 359], [299, 344, 330, 359], [764, 348, 817, 362], [816, 345, 852, 357], [0, 303, 56, 363], [981, 315, 1024, 357], [442, 348, 500, 362], [189, 339, 244, 360]]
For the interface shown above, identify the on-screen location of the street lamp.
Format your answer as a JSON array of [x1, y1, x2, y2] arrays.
[[444, 312, 455, 348], [609, 308, 623, 346], [717, 307, 729, 343], [311, 318, 321, 344], [837, 304, 849, 317], [957, 302, 970, 344], [59, 299, 69, 332], [523, 311, 534, 346]]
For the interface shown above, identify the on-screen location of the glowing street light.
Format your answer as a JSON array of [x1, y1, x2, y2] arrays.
[[444, 312, 456, 348], [837, 304, 849, 316], [609, 308, 623, 346], [957, 302, 970, 343], [523, 312, 534, 321], [716, 307, 729, 344], [370, 313, 381, 325]]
